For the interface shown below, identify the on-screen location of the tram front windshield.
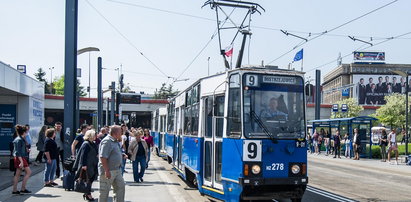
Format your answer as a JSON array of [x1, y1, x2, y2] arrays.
[[243, 74, 305, 139]]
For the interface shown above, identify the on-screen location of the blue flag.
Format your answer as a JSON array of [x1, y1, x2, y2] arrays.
[[293, 49, 303, 62]]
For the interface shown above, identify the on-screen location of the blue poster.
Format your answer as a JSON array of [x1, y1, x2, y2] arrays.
[[342, 88, 350, 96], [0, 105, 16, 155]]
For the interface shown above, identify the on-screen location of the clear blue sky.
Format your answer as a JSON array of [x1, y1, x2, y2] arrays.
[[1, 0, 410, 96]]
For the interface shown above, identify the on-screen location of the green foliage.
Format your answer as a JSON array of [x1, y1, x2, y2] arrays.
[[34, 67, 46, 82], [123, 84, 132, 93], [373, 93, 406, 128], [53, 75, 87, 97], [34, 68, 51, 94], [154, 83, 179, 99], [331, 98, 364, 118]]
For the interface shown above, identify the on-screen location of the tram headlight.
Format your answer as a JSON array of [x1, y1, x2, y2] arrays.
[[251, 165, 261, 175], [291, 164, 301, 174]]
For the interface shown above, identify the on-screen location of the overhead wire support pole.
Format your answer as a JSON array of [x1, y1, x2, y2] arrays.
[[348, 36, 373, 46], [203, 0, 264, 69]]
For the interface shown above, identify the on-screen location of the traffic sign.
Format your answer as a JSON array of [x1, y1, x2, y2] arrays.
[[341, 104, 348, 112], [332, 104, 339, 112]]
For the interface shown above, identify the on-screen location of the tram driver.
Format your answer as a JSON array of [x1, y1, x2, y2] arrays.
[[260, 96, 288, 121]]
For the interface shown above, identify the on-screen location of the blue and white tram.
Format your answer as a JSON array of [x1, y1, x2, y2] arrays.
[[152, 66, 308, 202]]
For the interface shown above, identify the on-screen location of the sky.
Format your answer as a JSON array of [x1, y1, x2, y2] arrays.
[[1, 0, 410, 97]]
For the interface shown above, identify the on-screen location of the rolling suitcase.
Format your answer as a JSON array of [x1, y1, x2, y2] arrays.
[[63, 170, 75, 191]]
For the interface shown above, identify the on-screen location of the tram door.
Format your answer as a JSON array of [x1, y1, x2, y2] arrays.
[[203, 95, 224, 190]]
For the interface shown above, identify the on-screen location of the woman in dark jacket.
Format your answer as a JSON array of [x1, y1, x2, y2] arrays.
[[73, 130, 98, 201], [35, 125, 48, 164]]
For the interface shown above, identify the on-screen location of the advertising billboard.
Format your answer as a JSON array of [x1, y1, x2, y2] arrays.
[[353, 74, 409, 105], [353, 51, 385, 63], [0, 105, 16, 155]]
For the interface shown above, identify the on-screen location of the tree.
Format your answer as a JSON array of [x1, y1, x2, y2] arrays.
[[34, 68, 51, 94], [123, 85, 132, 93], [53, 75, 87, 97], [331, 98, 364, 118], [373, 93, 407, 129], [154, 83, 178, 99]]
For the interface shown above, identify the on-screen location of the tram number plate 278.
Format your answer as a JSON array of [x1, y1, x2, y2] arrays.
[[266, 163, 284, 171], [243, 140, 262, 162]]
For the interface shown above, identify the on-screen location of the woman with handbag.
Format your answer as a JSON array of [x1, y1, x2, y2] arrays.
[[128, 129, 148, 183], [73, 130, 98, 201], [12, 124, 32, 195]]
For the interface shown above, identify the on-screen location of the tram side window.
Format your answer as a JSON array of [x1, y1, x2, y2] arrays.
[[160, 116, 164, 132], [227, 74, 241, 138], [167, 102, 175, 133], [191, 85, 200, 136], [184, 90, 192, 135], [154, 111, 159, 132], [191, 104, 199, 136], [206, 96, 213, 138], [184, 106, 192, 135]]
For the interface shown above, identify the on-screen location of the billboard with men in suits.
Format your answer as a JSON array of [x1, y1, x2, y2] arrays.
[[353, 74, 410, 105]]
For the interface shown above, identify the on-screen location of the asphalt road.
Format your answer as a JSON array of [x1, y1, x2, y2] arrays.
[[307, 154, 411, 201]]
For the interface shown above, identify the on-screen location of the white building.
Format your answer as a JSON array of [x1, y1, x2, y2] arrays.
[[0, 61, 44, 166]]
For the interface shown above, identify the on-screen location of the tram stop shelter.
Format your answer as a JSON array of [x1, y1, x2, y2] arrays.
[[308, 116, 378, 159]]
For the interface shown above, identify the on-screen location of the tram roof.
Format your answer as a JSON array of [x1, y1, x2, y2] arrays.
[[308, 116, 378, 123], [171, 66, 305, 99]]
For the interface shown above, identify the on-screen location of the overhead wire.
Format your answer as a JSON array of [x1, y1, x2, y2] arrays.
[[103, 68, 166, 78], [107, 0, 215, 22], [98, 0, 406, 82], [85, 0, 170, 79], [266, 0, 399, 65], [172, 6, 239, 83], [108, 0, 408, 41], [305, 31, 411, 74]]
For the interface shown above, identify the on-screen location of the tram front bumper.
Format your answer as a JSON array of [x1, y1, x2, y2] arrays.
[[239, 177, 308, 200], [240, 176, 308, 186]]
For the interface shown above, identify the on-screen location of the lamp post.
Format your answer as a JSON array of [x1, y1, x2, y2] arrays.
[[114, 67, 120, 91], [49, 67, 54, 94], [392, 70, 409, 155], [77, 47, 100, 98]]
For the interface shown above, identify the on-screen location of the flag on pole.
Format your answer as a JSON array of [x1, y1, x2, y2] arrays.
[[225, 44, 233, 57], [293, 49, 303, 62]]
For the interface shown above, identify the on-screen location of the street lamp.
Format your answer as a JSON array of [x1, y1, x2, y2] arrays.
[[392, 70, 409, 155], [49, 67, 54, 94], [77, 47, 100, 97]]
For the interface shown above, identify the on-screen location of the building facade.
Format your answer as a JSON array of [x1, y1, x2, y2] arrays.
[[322, 63, 411, 105]]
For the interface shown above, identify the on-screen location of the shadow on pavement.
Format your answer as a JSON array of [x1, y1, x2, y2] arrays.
[[124, 180, 180, 186]]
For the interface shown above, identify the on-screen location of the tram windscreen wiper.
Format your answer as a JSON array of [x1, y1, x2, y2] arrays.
[[250, 110, 276, 141]]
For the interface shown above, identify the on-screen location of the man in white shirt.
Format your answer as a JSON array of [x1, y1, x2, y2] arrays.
[[353, 128, 361, 160], [387, 128, 399, 165]]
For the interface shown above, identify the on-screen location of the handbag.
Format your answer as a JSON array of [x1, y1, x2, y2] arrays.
[[74, 169, 91, 193], [9, 157, 16, 172]]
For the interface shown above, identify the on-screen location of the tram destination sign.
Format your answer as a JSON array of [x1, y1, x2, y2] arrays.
[[262, 76, 296, 84]]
